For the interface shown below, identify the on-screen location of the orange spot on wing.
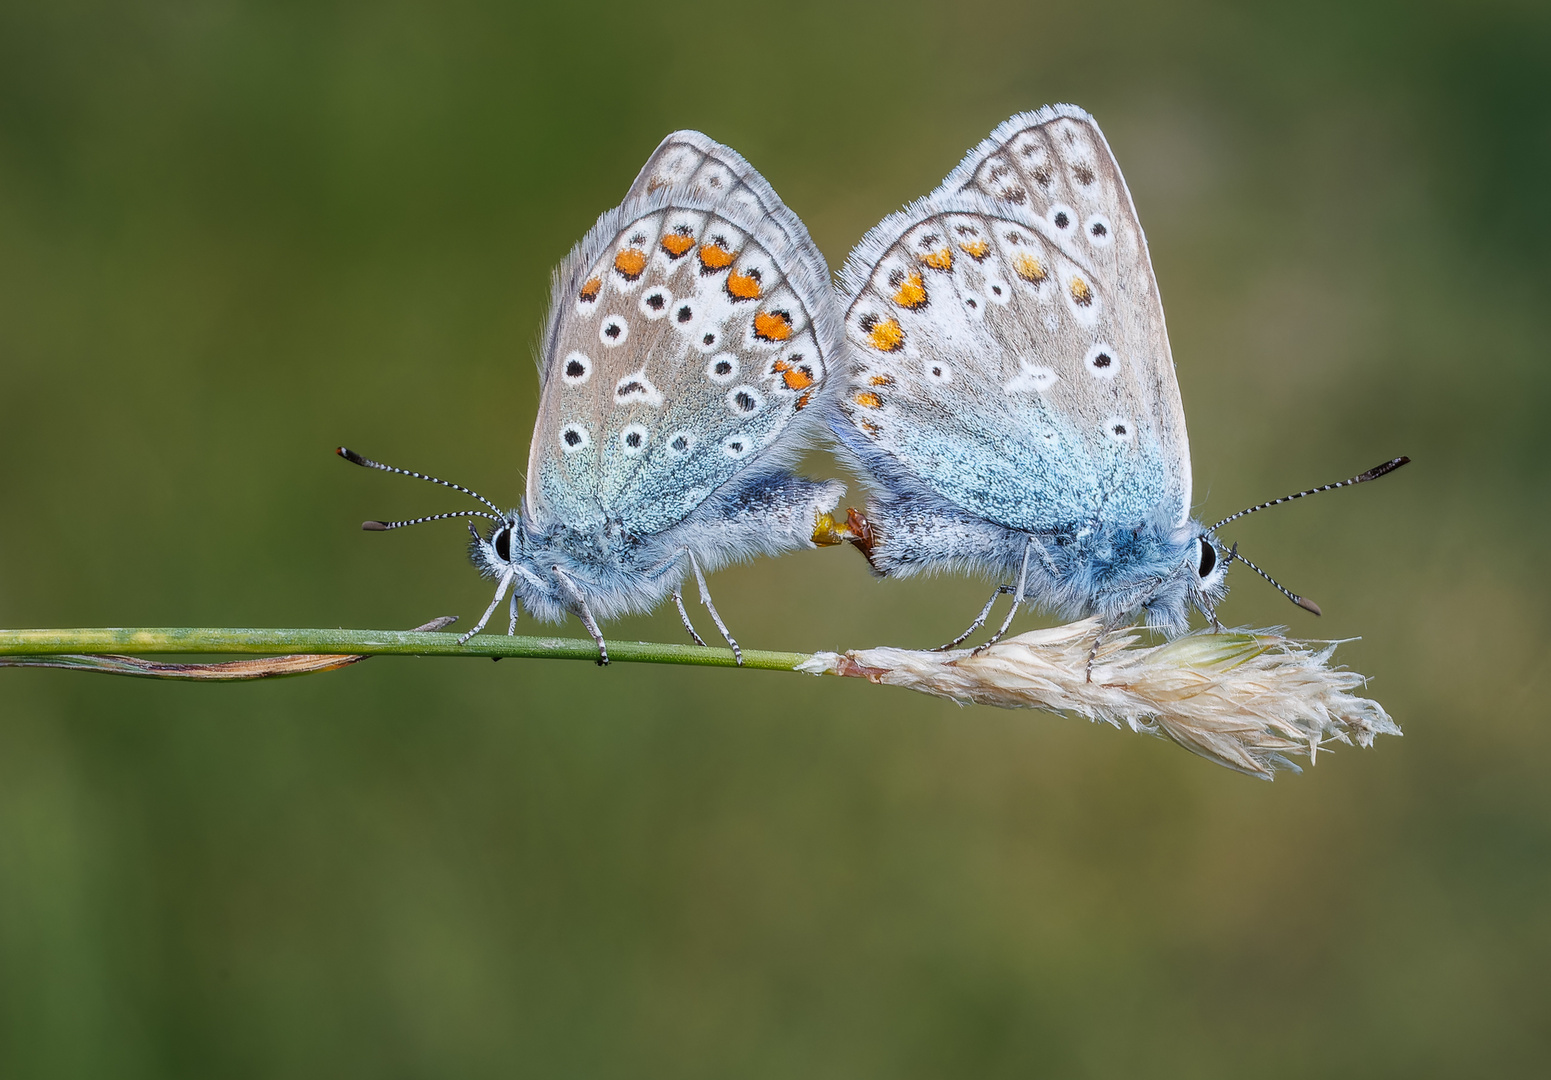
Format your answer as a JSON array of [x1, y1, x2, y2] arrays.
[[699, 243, 736, 271], [726, 269, 761, 300], [917, 247, 953, 271], [1013, 254, 1047, 284], [794, 390, 812, 410], [613, 248, 647, 280], [892, 270, 928, 310], [869, 374, 895, 387], [853, 390, 882, 409], [1070, 276, 1093, 306], [772, 358, 791, 372], [579, 276, 602, 302], [753, 310, 793, 341], [864, 315, 904, 352], [782, 368, 814, 391], [660, 231, 695, 257], [959, 239, 990, 260]]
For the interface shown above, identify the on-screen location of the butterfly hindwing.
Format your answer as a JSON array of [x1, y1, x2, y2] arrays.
[[527, 136, 839, 540], [836, 105, 1189, 541], [949, 107, 1190, 522], [624, 130, 831, 290]]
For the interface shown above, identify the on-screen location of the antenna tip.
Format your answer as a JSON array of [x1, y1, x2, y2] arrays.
[[337, 446, 368, 466], [1358, 456, 1411, 482], [1294, 596, 1323, 616], [362, 520, 389, 531]]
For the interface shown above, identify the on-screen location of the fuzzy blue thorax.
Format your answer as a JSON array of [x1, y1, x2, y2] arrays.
[[470, 467, 846, 628], [469, 510, 684, 626], [1047, 518, 1228, 633], [850, 486, 1228, 636]]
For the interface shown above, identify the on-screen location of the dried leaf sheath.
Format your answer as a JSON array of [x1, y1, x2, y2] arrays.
[[799, 619, 1400, 779]]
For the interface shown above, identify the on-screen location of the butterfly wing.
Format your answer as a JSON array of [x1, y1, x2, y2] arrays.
[[835, 105, 1190, 537], [624, 130, 831, 291], [527, 134, 840, 541]]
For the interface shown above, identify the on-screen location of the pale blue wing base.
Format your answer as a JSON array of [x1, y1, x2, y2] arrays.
[[504, 468, 844, 625], [852, 484, 1204, 632]]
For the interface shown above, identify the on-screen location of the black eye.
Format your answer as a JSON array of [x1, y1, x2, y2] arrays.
[[494, 527, 512, 563], [1197, 539, 1216, 578]]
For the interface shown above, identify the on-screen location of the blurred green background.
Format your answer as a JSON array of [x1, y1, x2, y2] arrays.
[[2, 0, 1548, 1075]]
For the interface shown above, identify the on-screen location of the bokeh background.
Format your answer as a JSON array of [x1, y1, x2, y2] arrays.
[[2, 0, 1548, 1075]]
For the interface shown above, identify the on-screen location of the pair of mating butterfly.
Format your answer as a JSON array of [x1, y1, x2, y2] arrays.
[[340, 105, 1407, 667]]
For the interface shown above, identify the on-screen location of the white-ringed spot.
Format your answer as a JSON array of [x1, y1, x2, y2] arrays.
[[639, 289, 673, 320], [1104, 415, 1135, 444], [726, 385, 764, 415], [619, 423, 649, 456], [599, 316, 629, 347], [560, 423, 591, 454], [561, 351, 592, 385], [721, 433, 752, 459], [1049, 203, 1077, 232], [985, 277, 1011, 305], [1085, 343, 1120, 379], [667, 430, 695, 457], [706, 353, 739, 384], [1085, 214, 1113, 247]]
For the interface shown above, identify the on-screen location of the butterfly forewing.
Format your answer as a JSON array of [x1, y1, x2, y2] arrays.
[[838, 105, 1189, 534], [528, 140, 836, 538]]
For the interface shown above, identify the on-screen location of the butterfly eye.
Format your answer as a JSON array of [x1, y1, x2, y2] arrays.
[[1197, 539, 1217, 579], [493, 527, 512, 563]]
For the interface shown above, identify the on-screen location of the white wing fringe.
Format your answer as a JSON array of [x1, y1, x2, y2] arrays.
[[797, 619, 1400, 779]]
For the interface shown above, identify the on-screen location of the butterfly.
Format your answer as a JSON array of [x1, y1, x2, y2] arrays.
[[824, 105, 1407, 662], [341, 130, 844, 664]]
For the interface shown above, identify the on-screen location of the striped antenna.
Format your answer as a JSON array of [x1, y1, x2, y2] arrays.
[[361, 509, 500, 532], [1210, 456, 1409, 532], [336, 446, 506, 520], [1221, 542, 1322, 616]]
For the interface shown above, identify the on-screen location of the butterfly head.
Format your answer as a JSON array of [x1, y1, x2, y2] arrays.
[[468, 512, 525, 578]]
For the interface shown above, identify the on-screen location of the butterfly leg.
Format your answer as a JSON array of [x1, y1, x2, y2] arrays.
[[459, 570, 516, 645], [687, 550, 743, 666], [1084, 619, 1131, 683], [672, 587, 710, 648], [935, 585, 1014, 651], [1085, 625, 1108, 683], [973, 538, 1034, 654], [507, 587, 520, 635], [552, 565, 609, 665]]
